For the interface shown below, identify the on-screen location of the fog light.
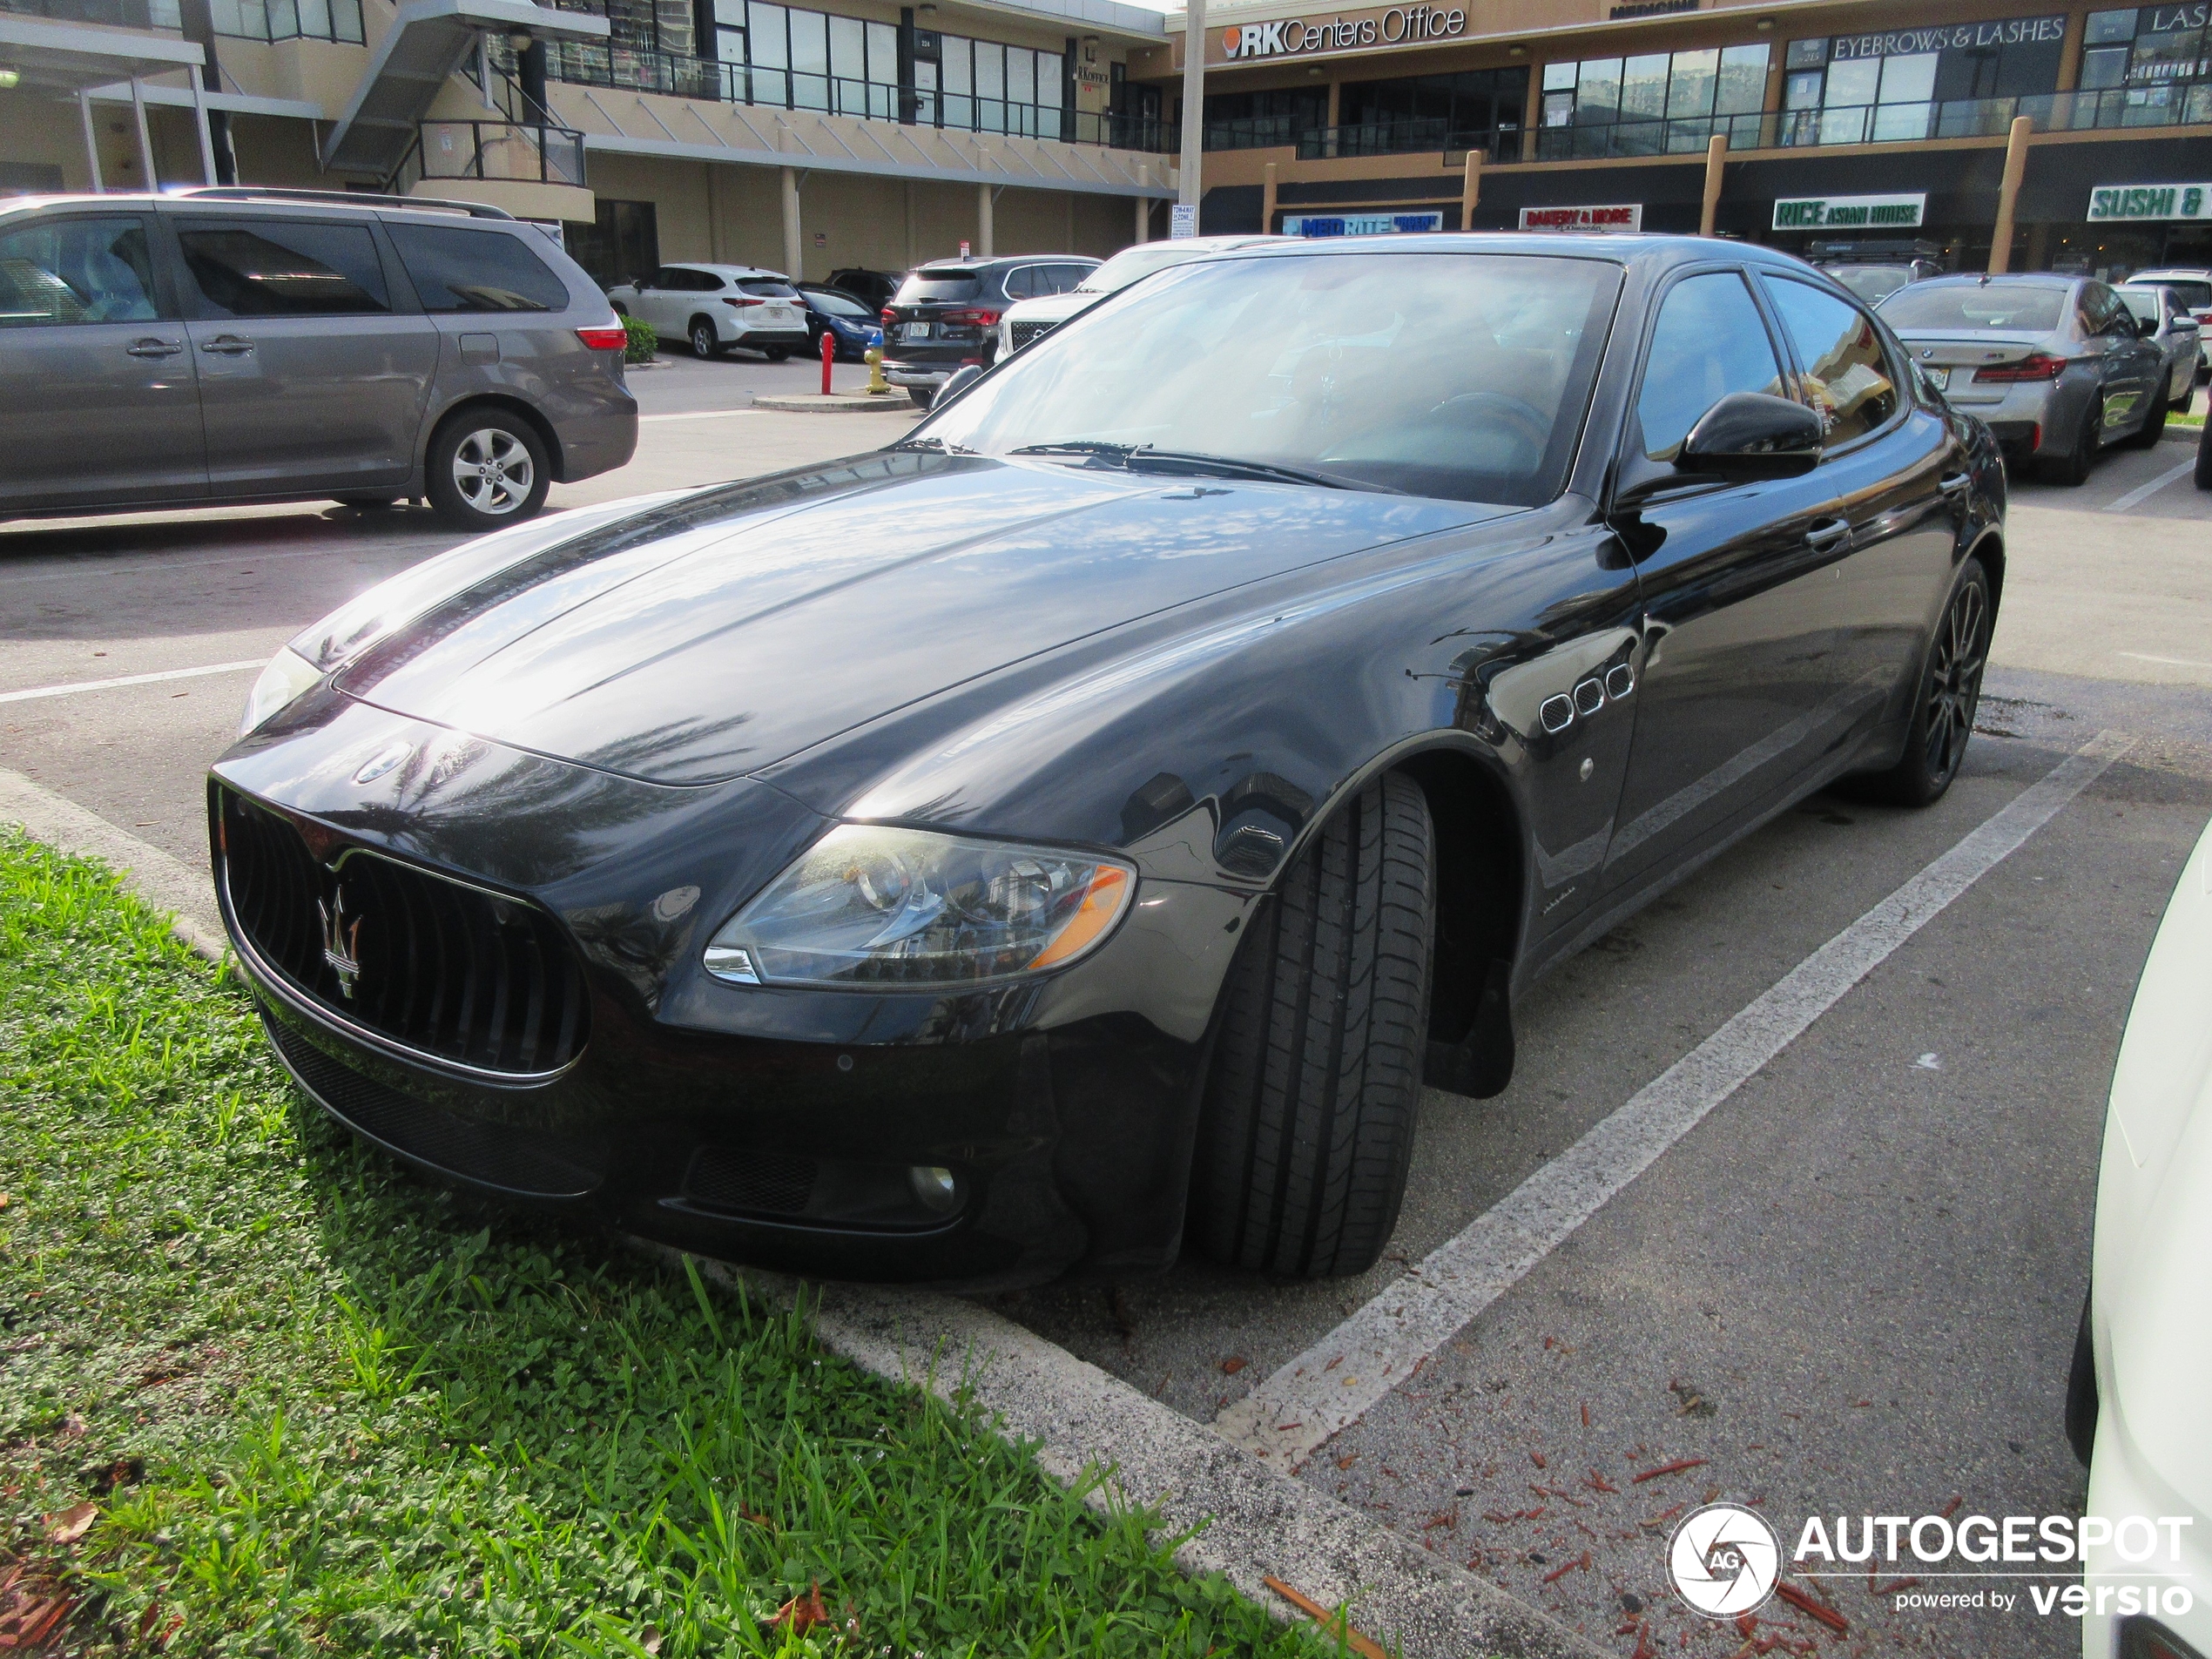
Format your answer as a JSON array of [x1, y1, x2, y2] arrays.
[[908, 1164, 961, 1214]]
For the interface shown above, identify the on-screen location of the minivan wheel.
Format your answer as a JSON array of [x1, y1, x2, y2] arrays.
[[907, 387, 934, 409], [689, 319, 719, 359], [1190, 772, 1435, 1279], [425, 413, 550, 530]]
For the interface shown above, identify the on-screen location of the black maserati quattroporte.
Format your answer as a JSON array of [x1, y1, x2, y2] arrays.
[[213, 234, 2004, 1289]]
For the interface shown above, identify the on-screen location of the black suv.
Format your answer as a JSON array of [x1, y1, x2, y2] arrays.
[[880, 254, 1098, 407]]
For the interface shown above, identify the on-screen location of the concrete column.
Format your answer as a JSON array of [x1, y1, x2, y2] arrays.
[[1135, 192, 1150, 243], [1177, 0, 1205, 211], [78, 92, 105, 193], [1261, 161, 1277, 235], [780, 167, 803, 279], [903, 181, 915, 266], [130, 78, 158, 191], [976, 182, 995, 257], [190, 65, 218, 184], [1460, 151, 1480, 232], [1989, 116, 2031, 274], [1325, 79, 1339, 129], [1699, 133, 1726, 236]]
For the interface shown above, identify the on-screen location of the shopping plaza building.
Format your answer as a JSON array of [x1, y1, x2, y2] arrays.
[[1, 0, 2208, 282]]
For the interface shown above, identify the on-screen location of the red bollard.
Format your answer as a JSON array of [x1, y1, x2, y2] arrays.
[[819, 326, 835, 395]]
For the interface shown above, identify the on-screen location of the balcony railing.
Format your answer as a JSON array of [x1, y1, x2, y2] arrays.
[[1781, 84, 2212, 145], [516, 38, 1170, 150], [1204, 115, 1307, 152], [1535, 111, 1767, 160], [210, 0, 362, 44], [389, 118, 588, 194], [1299, 118, 1521, 162]]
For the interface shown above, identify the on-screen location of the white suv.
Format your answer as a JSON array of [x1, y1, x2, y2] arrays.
[[607, 262, 811, 361], [2122, 268, 2212, 374], [997, 234, 1285, 359]]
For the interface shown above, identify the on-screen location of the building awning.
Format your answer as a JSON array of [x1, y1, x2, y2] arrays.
[[0, 10, 204, 93]]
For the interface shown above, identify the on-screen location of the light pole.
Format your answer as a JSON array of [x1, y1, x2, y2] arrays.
[[1176, 0, 1205, 232]]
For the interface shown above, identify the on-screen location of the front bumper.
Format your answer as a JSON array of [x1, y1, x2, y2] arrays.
[[210, 697, 1250, 1289]]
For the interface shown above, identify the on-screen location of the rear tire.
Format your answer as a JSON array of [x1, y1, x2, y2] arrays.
[[763, 346, 792, 363], [2125, 394, 2168, 448], [2038, 396, 2099, 486], [2066, 1291, 2098, 1469], [1190, 772, 1434, 1279], [2199, 416, 2212, 491], [424, 409, 550, 531], [1858, 558, 1990, 807], [689, 318, 719, 360], [907, 387, 934, 409]]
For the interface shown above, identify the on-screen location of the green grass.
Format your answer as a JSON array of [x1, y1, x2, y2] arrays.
[[0, 830, 1325, 1658]]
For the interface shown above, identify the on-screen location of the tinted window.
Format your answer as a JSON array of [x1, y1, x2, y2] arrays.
[[919, 251, 1621, 507], [1002, 266, 1039, 300], [2134, 279, 2212, 307], [0, 215, 159, 327], [737, 278, 799, 297], [1635, 272, 1787, 462], [1763, 276, 1898, 448], [1825, 264, 1914, 305], [1877, 281, 2067, 333], [388, 224, 570, 313], [178, 220, 390, 317], [1047, 263, 1096, 293], [2078, 281, 2124, 335], [897, 268, 981, 303]]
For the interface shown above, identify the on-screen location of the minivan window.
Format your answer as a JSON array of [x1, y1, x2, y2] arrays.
[[0, 215, 159, 326], [897, 268, 981, 303], [388, 223, 571, 313], [177, 221, 391, 316]]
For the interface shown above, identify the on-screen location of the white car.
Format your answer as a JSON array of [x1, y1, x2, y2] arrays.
[[2077, 811, 2212, 1659], [996, 233, 1287, 359], [2121, 270, 2212, 374], [607, 262, 812, 361]]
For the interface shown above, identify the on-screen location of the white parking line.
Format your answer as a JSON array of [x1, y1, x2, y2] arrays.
[[2101, 459, 2196, 513], [2118, 650, 2212, 671], [1216, 730, 2133, 1472], [0, 659, 266, 705], [637, 408, 769, 423]]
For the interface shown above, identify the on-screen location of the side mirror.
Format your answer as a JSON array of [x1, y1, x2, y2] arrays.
[[940, 362, 985, 403], [2137, 313, 2162, 338], [1678, 391, 1823, 479]]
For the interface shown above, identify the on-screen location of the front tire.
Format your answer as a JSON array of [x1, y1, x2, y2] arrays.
[[1860, 558, 1991, 806], [424, 411, 550, 531], [907, 387, 934, 409], [1190, 772, 1435, 1279]]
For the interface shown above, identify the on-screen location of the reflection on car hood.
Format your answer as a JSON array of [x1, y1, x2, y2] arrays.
[[1002, 292, 1101, 326], [334, 450, 1499, 786]]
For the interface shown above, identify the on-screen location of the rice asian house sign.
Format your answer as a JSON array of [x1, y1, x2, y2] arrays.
[[1772, 192, 1926, 231], [1211, 3, 1465, 63]]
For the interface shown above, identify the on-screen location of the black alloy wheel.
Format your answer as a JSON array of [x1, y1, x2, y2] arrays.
[[2040, 395, 2100, 486], [689, 318, 718, 359], [1190, 771, 1435, 1278], [1860, 559, 1991, 806], [2126, 391, 2168, 448]]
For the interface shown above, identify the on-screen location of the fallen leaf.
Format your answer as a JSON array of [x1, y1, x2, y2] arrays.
[[1775, 1582, 1849, 1635], [1221, 1357, 1247, 1375], [44, 1501, 97, 1544], [767, 1581, 830, 1633], [1631, 1457, 1707, 1484], [1335, 1453, 1359, 1470], [1263, 1575, 1386, 1659], [1529, 1450, 1548, 1469]]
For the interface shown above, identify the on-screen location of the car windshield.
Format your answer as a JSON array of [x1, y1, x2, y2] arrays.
[[914, 251, 1621, 507], [1076, 243, 1218, 294], [806, 287, 874, 317], [1878, 281, 2067, 332], [1825, 264, 1914, 304], [2128, 278, 2212, 307], [738, 278, 798, 297], [897, 269, 981, 303]]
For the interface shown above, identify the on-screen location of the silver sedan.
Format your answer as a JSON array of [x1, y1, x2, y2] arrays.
[[1878, 273, 2168, 485], [2119, 284, 2204, 415]]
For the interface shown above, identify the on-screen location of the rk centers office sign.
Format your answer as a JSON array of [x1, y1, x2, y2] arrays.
[[1772, 192, 1927, 231], [2087, 182, 2212, 222]]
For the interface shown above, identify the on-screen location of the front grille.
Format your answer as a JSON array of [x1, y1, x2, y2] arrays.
[[264, 1015, 600, 1197], [682, 1146, 817, 1217], [1008, 320, 1055, 350], [218, 787, 590, 1076]]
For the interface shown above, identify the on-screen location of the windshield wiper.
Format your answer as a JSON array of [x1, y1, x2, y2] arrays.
[[891, 434, 974, 454], [1009, 441, 1400, 494]]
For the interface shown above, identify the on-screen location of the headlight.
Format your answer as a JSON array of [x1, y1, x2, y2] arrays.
[[703, 826, 1135, 989], [238, 646, 324, 738]]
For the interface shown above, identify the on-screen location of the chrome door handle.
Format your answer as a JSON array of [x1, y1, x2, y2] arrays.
[[199, 335, 255, 355], [125, 338, 182, 358], [1804, 516, 1851, 553], [1939, 471, 1973, 496]]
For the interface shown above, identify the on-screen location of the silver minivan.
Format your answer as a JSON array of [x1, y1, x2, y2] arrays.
[[0, 187, 637, 529]]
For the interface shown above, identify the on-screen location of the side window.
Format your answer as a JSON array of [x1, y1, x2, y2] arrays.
[[176, 219, 391, 317], [1763, 276, 1899, 448], [0, 215, 161, 327], [388, 223, 571, 313], [1635, 271, 1788, 462], [649, 266, 680, 289], [1041, 263, 1083, 294], [1002, 265, 1037, 301]]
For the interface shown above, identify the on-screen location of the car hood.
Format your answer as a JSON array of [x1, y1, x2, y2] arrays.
[[1003, 292, 1100, 326], [331, 450, 1501, 787]]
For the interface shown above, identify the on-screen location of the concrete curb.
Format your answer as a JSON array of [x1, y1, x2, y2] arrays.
[[750, 391, 920, 414], [683, 1257, 1610, 1659], [0, 767, 226, 962]]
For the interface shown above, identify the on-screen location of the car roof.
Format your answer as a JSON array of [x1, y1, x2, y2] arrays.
[[912, 253, 1100, 273], [0, 188, 527, 229], [1211, 232, 1854, 278], [1907, 272, 2072, 288], [667, 261, 789, 277]]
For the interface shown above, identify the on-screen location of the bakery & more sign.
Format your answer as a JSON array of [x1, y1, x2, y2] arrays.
[[1773, 192, 1926, 230]]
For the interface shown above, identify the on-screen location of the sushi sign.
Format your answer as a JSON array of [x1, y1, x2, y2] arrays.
[[1772, 193, 1926, 230], [2087, 182, 2212, 221]]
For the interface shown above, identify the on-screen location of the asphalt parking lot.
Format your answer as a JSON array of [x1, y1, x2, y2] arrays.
[[3, 363, 2209, 1659]]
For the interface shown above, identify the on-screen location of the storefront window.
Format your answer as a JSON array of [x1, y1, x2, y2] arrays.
[[2080, 8, 2211, 124], [1539, 42, 1767, 158], [1780, 15, 2066, 145], [1330, 66, 1525, 159]]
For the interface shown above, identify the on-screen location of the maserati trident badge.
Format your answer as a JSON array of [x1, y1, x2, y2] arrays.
[[318, 888, 363, 999]]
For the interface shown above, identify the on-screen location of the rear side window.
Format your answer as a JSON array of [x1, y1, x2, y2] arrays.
[[0, 214, 160, 326], [1763, 276, 1898, 448], [1635, 272, 1787, 462], [897, 268, 980, 303], [1044, 262, 1093, 294], [737, 278, 798, 297], [388, 224, 571, 313], [178, 220, 390, 316]]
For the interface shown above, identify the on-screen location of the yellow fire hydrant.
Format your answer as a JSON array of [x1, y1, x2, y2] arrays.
[[865, 338, 889, 395]]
